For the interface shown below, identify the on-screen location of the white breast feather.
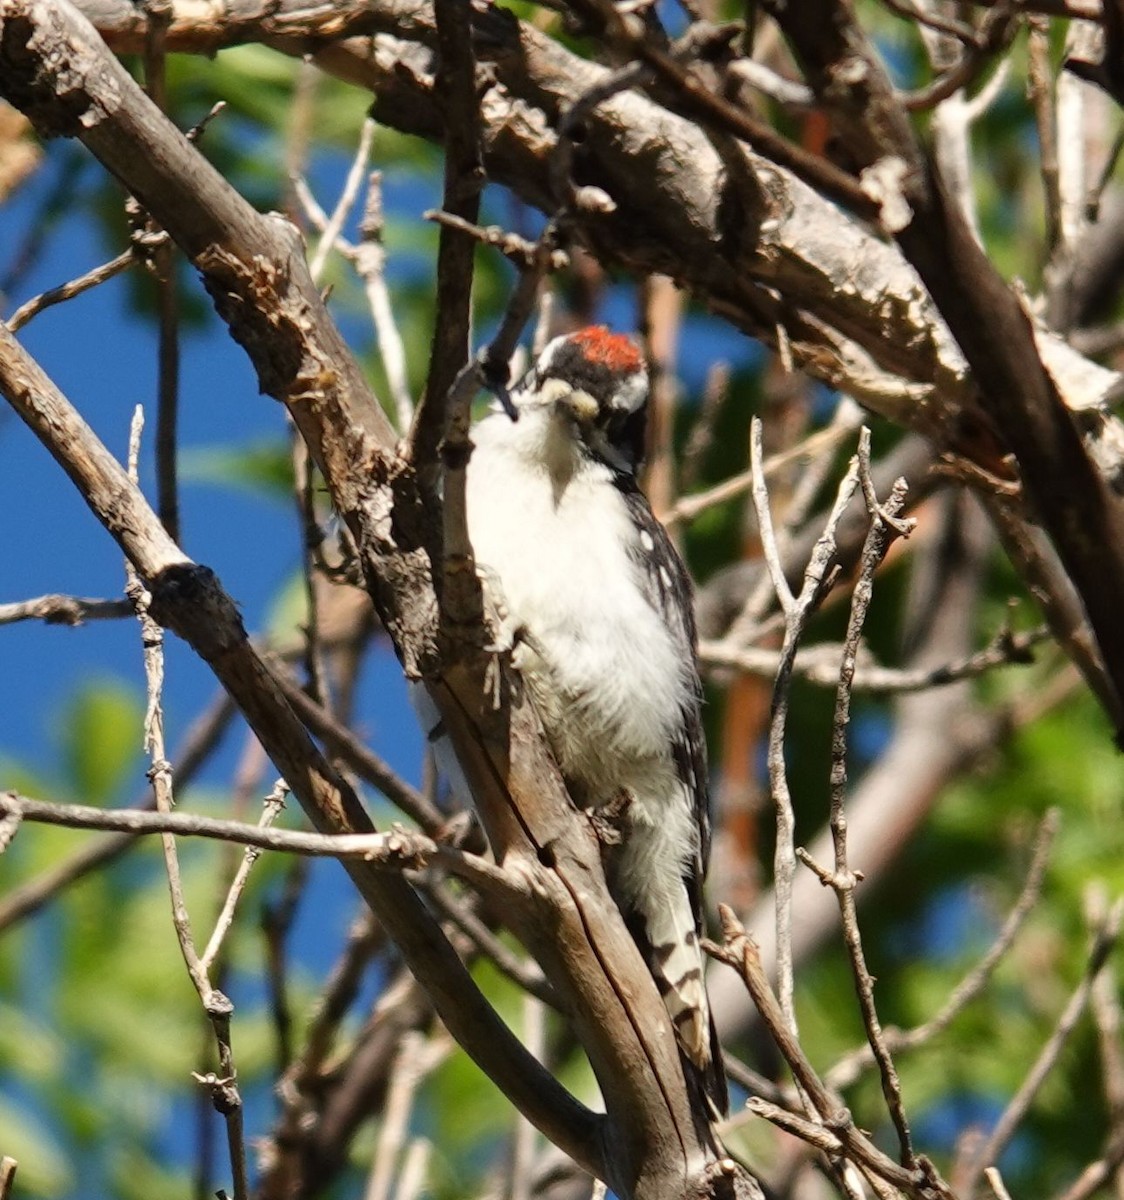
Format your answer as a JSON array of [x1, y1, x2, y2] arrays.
[[466, 407, 699, 910]]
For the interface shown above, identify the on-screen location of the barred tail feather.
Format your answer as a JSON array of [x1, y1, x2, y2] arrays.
[[632, 887, 728, 1116]]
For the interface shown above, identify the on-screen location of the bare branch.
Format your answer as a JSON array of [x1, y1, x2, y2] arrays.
[[126, 403, 247, 1199], [957, 900, 1124, 1196], [0, 691, 236, 932], [701, 623, 1046, 694], [358, 175, 414, 431], [0, 791, 513, 883], [755, 421, 861, 1031], [200, 780, 289, 972], [0, 1157, 16, 1200], [365, 1031, 451, 1200], [798, 432, 915, 1166], [5, 231, 167, 332], [307, 115, 376, 283], [764, 0, 1124, 736], [706, 907, 954, 1200], [826, 809, 1061, 1091], [0, 592, 132, 625]]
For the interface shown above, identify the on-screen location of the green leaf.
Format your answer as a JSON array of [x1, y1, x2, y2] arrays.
[[0, 1004, 65, 1082], [0, 1097, 74, 1198], [179, 438, 293, 501], [58, 679, 144, 804]]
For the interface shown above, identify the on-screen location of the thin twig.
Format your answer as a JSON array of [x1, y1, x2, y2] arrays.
[[985, 1167, 1016, 1200], [420, 880, 561, 1007], [902, 6, 1016, 111], [364, 1030, 452, 1200], [260, 849, 308, 1070], [639, 274, 683, 520], [566, 0, 882, 221], [141, 7, 182, 544], [1085, 127, 1124, 224], [743, 1095, 847, 1156], [395, 1139, 432, 1200], [1087, 882, 1124, 1136], [5, 98, 222, 333], [0, 592, 133, 624], [798, 429, 916, 1167], [719, 1054, 795, 1108], [5, 233, 168, 332], [266, 657, 443, 833], [308, 115, 376, 283], [124, 405, 249, 1200], [1052, 1130, 1124, 1200], [706, 907, 954, 1200], [358, 175, 414, 431], [881, 0, 977, 42], [200, 780, 289, 972], [292, 431, 330, 707], [678, 360, 729, 493], [282, 59, 319, 219], [408, 0, 484, 515], [783, 398, 866, 535], [959, 899, 1124, 1196], [425, 210, 569, 271], [826, 809, 1061, 1091], [754, 420, 861, 1032], [0, 693, 236, 933], [152, 212, 181, 541], [510, 994, 546, 1200], [749, 417, 795, 616], [0, 792, 513, 886], [268, 912, 384, 1157], [727, 60, 815, 107], [552, 61, 650, 211], [0, 1157, 16, 1200], [1028, 17, 1062, 255], [1050, 883, 1124, 1200], [125, 407, 206, 997], [700, 624, 1047, 693]]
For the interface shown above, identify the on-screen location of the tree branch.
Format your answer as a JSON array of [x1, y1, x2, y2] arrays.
[[0, 314, 603, 1177]]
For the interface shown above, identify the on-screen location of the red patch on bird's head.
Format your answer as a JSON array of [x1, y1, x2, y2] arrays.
[[570, 326, 643, 374]]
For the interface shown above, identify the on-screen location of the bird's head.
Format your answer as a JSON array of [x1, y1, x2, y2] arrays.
[[511, 327, 649, 476]]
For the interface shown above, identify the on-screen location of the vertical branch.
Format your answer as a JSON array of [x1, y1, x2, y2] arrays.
[[292, 432, 329, 706], [153, 223, 180, 541], [0, 1157, 17, 1200], [308, 115, 376, 282], [364, 1030, 451, 1200], [124, 405, 248, 1200], [751, 417, 860, 1031], [797, 429, 916, 1168], [638, 275, 683, 522], [282, 60, 320, 219], [410, 0, 484, 508], [510, 994, 547, 1200], [1028, 17, 1062, 256], [357, 173, 414, 432], [142, 0, 181, 542], [1057, 18, 1098, 252]]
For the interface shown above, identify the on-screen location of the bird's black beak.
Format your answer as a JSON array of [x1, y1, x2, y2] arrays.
[[492, 379, 520, 422], [479, 351, 520, 422]]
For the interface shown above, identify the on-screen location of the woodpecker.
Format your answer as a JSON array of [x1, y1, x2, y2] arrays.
[[425, 326, 725, 1114]]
